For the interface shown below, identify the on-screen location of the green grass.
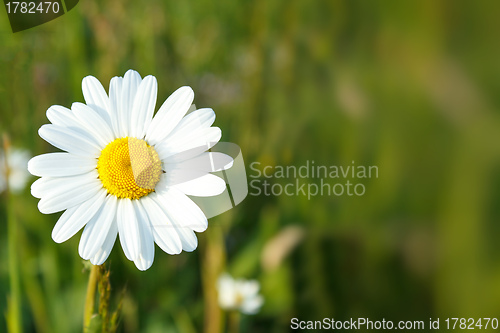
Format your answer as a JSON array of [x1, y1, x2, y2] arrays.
[[2, 1, 500, 332]]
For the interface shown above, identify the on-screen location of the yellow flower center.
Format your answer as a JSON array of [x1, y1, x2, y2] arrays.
[[234, 291, 244, 306], [97, 137, 162, 199]]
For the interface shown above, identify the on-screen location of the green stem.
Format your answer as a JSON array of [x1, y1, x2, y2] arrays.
[[201, 225, 226, 333], [5, 136, 22, 333], [83, 264, 99, 332], [7, 187, 22, 333], [228, 311, 240, 333]]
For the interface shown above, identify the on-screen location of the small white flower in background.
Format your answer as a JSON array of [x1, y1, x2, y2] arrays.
[[217, 273, 264, 315], [28, 70, 233, 270], [0, 148, 31, 193]]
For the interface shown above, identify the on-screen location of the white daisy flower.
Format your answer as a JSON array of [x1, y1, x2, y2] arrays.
[[28, 70, 233, 270], [217, 273, 264, 315], [0, 148, 31, 194]]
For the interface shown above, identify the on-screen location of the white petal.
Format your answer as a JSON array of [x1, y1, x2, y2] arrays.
[[116, 199, 141, 261], [71, 102, 114, 148], [218, 275, 238, 309], [32, 170, 98, 199], [31, 177, 52, 198], [120, 70, 142, 138], [158, 146, 209, 164], [132, 200, 155, 270], [108, 76, 123, 138], [145, 86, 194, 145], [155, 188, 208, 232], [39, 124, 101, 157], [79, 195, 117, 260], [217, 274, 234, 291], [140, 195, 182, 254], [38, 177, 102, 214], [240, 296, 264, 315], [165, 152, 233, 173], [153, 192, 198, 252], [82, 75, 111, 114], [90, 220, 118, 265], [156, 127, 222, 161], [46, 105, 78, 127], [46, 106, 103, 144], [51, 189, 107, 243], [130, 75, 157, 139], [28, 153, 96, 177], [168, 108, 215, 137], [7, 152, 30, 192], [173, 173, 226, 197], [161, 109, 216, 148], [240, 280, 260, 296], [161, 169, 208, 187], [156, 109, 220, 163]]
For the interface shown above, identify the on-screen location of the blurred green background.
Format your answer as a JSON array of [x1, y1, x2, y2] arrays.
[[2, 0, 500, 332]]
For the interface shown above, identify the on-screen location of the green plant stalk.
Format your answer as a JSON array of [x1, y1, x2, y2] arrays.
[[83, 264, 99, 332], [228, 311, 240, 333], [19, 231, 50, 333], [4, 135, 22, 333], [6, 186, 22, 333], [201, 225, 226, 333], [98, 265, 110, 331]]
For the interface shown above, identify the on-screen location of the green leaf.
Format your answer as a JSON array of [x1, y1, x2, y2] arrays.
[[85, 314, 102, 333]]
